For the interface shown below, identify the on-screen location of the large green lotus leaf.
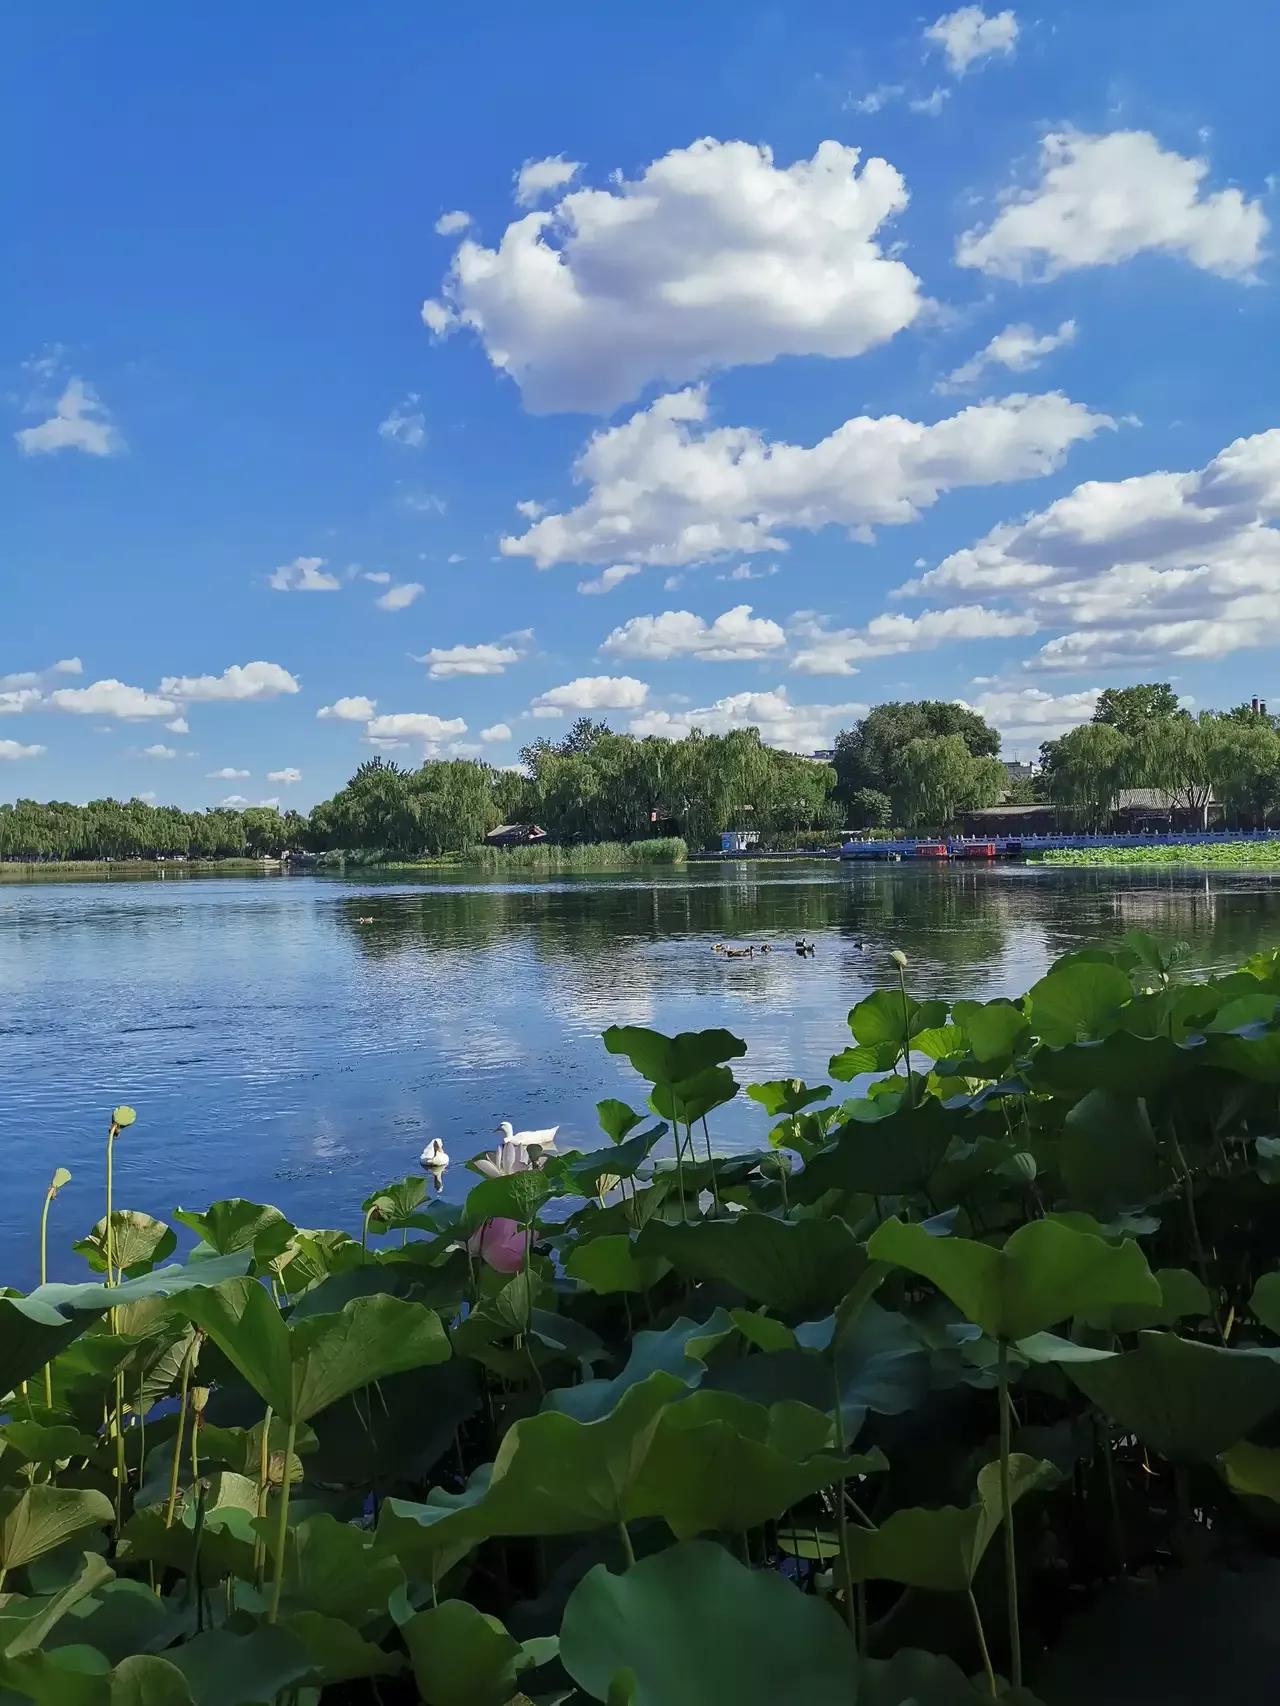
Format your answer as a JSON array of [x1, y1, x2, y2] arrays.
[[597, 1098, 646, 1143], [276, 1229, 364, 1291], [0, 1254, 252, 1399], [305, 1359, 480, 1489], [1249, 1270, 1280, 1334], [0, 1552, 114, 1657], [1059, 1090, 1164, 1215], [0, 1486, 113, 1573], [287, 1294, 451, 1422], [796, 1098, 957, 1200], [257, 1512, 403, 1625], [164, 1626, 311, 1706], [554, 1127, 667, 1197], [1030, 962, 1133, 1044], [545, 1310, 736, 1423], [862, 1645, 1017, 1705], [848, 990, 948, 1050], [1205, 1024, 1280, 1083], [118, 1499, 258, 1585], [636, 1212, 866, 1315], [1030, 1032, 1197, 1098], [560, 1539, 859, 1706], [180, 1278, 292, 1416], [361, 1174, 429, 1232], [565, 1234, 671, 1296], [0, 1421, 99, 1468], [0, 1645, 110, 1706], [402, 1600, 528, 1706], [951, 999, 1031, 1066], [1081, 1267, 1211, 1333], [702, 1301, 929, 1433], [49, 1577, 179, 1667], [172, 1201, 295, 1267], [649, 1066, 739, 1126], [73, 1213, 176, 1279], [380, 1375, 682, 1561], [629, 1390, 885, 1537], [1068, 1332, 1280, 1462], [746, 1079, 831, 1118], [463, 1167, 557, 1228], [868, 1216, 1160, 1341], [828, 1041, 902, 1082], [278, 1611, 403, 1687], [846, 1455, 1057, 1590], [283, 1260, 435, 1320], [1220, 1440, 1280, 1503], [374, 1474, 493, 1586], [602, 1025, 747, 1086]]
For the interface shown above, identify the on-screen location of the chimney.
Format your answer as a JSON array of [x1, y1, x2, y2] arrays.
[[1252, 696, 1261, 714]]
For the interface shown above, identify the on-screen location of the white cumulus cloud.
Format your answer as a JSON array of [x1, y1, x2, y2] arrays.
[[790, 606, 1039, 674], [207, 767, 250, 780], [317, 696, 376, 721], [141, 744, 177, 759], [957, 130, 1268, 281], [267, 767, 302, 784], [533, 676, 649, 711], [48, 680, 181, 720], [16, 378, 123, 457], [503, 385, 1111, 569], [924, 7, 1018, 74], [0, 689, 43, 714], [365, 712, 468, 743], [160, 662, 300, 702], [435, 210, 472, 235], [902, 427, 1280, 667], [269, 555, 341, 592], [631, 686, 866, 752], [0, 739, 45, 760], [961, 686, 1101, 745], [937, 319, 1076, 392], [424, 138, 924, 413], [602, 605, 787, 662], [514, 155, 581, 206], [165, 717, 189, 734], [480, 723, 512, 742]]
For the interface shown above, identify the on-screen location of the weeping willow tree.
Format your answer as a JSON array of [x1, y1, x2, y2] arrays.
[[891, 735, 1006, 831]]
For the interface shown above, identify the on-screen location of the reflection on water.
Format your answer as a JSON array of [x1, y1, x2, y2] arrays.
[[1, 861, 1277, 1279]]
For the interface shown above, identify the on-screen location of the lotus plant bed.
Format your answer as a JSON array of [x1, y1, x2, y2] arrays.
[[11, 933, 1280, 1703], [1041, 840, 1280, 868]]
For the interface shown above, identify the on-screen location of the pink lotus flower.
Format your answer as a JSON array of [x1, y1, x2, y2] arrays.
[[468, 1216, 529, 1274]]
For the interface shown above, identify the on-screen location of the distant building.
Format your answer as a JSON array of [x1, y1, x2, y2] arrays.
[[809, 748, 836, 763], [958, 803, 1058, 836], [1003, 760, 1037, 785], [720, 829, 761, 853]]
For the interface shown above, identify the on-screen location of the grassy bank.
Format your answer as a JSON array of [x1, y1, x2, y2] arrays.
[[1041, 840, 1280, 868], [385, 836, 689, 873], [0, 857, 279, 877]]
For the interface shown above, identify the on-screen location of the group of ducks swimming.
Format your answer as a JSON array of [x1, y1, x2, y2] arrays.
[[713, 938, 817, 958]]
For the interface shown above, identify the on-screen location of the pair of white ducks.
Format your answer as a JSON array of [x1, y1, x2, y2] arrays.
[[419, 1119, 559, 1177]]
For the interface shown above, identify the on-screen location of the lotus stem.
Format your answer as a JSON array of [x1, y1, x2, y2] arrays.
[[268, 1415, 298, 1622], [967, 1587, 997, 1698], [113, 1370, 126, 1531], [617, 1519, 636, 1568], [105, 1120, 119, 1286], [164, 1337, 196, 1530], [997, 1340, 1022, 1689], [895, 958, 915, 1107], [700, 1117, 721, 1213], [832, 1371, 857, 1640], [254, 1406, 273, 1588]]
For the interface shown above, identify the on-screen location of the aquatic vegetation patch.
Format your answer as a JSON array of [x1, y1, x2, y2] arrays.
[[1041, 840, 1280, 868], [10, 928, 1280, 1700]]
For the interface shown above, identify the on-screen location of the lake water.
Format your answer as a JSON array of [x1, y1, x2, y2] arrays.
[[3, 861, 1279, 1282]]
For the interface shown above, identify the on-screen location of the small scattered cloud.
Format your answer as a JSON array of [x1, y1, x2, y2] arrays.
[[269, 555, 340, 592], [267, 767, 302, 784], [418, 641, 524, 679], [364, 711, 468, 744], [533, 675, 649, 711], [514, 154, 581, 206], [480, 723, 512, 742], [401, 488, 447, 515], [374, 581, 424, 612], [0, 689, 42, 714], [0, 739, 45, 760], [207, 767, 250, 780], [849, 84, 904, 115], [924, 6, 1019, 74], [937, 318, 1077, 392], [718, 562, 778, 583], [16, 377, 123, 457], [52, 657, 82, 675], [447, 552, 466, 564], [159, 662, 300, 702], [910, 87, 951, 116], [378, 395, 427, 448], [141, 743, 178, 759], [363, 571, 392, 585], [515, 499, 546, 521], [578, 564, 641, 595], [165, 716, 189, 734], [435, 210, 472, 235], [317, 695, 376, 721]]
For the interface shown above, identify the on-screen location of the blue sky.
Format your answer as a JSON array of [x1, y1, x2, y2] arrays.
[[3, 0, 1278, 808]]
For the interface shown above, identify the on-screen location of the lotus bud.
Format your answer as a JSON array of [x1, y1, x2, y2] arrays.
[[111, 1105, 137, 1130], [1006, 1151, 1038, 1185], [48, 1166, 71, 1199], [889, 949, 908, 969], [190, 1385, 209, 1416]]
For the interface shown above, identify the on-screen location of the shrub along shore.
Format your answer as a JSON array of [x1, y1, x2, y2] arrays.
[[10, 933, 1280, 1699]]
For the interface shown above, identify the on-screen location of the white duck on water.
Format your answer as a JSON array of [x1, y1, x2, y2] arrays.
[[494, 1119, 559, 1153]]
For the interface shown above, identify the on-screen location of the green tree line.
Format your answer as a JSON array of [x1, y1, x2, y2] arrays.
[[6, 689, 1280, 861]]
